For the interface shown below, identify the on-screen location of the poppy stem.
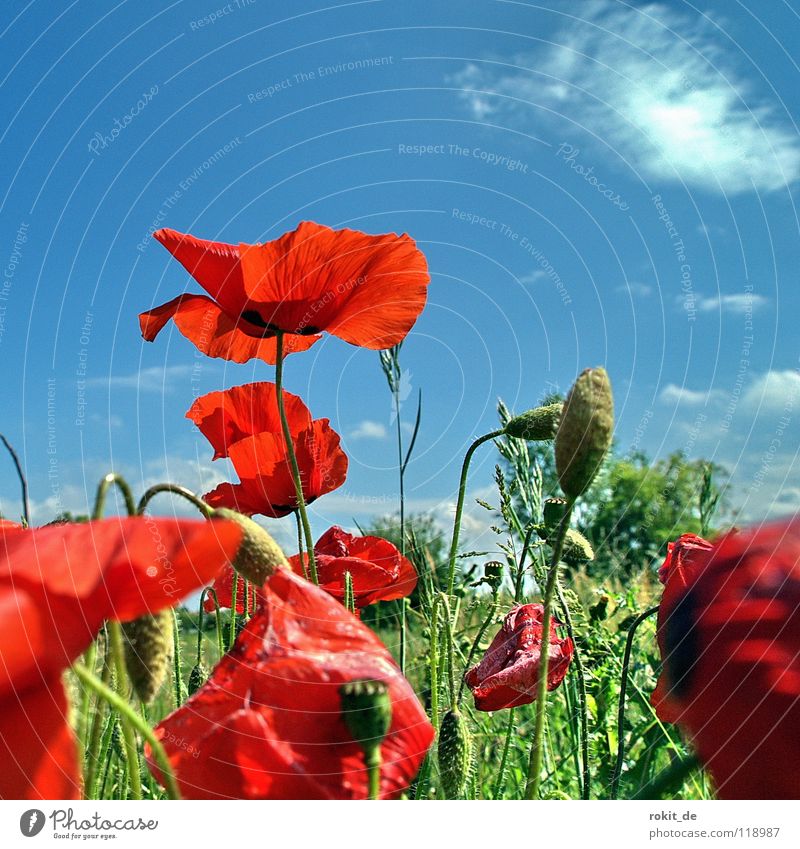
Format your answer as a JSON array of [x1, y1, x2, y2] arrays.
[[457, 593, 499, 706], [228, 569, 240, 650], [84, 651, 112, 796], [202, 587, 225, 659], [366, 751, 382, 800], [136, 484, 212, 518], [107, 621, 143, 799], [446, 429, 505, 598], [0, 431, 30, 525], [554, 579, 591, 799], [171, 608, 184, 707], [493, 709, 516, 799], [274, 331, 318, 584], [92, 473, 136, 520], [611, 604, 660, 799], [72, 662, 182, 800], [524, 499, 574, 800], [429, 598, 440, 732]]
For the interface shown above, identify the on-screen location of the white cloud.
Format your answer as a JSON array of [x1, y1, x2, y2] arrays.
[[696, 292, 769, 313], [659, 384, 720, 405], [450, 2, 800, 192], [616, 281, 653, 297], [89, 365, 193, 392], [741, 370, 800, 413], [519, 270, 548, 285], [349, 420, 389, 440]]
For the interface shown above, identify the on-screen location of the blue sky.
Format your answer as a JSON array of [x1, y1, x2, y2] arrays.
[[1, 0, 799, 546]]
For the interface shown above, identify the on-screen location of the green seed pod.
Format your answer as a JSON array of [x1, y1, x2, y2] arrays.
[[561, 528, 595, 563], [122, 609, 173, 704], [504, 403, 563, 441], [543, 497, 568, 530], [438, 708, 473, 799], [339, 679, 392, 754], [555, 368, 613, 499], [211, 508, 289, 585], [187, 663, 208, 695]]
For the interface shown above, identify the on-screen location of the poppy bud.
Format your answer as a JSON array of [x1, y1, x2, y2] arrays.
[[504, 403, 562, 441], [562, 528, 595, 563], [122, 609, 173, 704], [438, 708, 473, 799], [543, 497, 568, 530], [188, 663, 207, 695], [339, 679, 392, 757], [555, 367, 613, 499], [211, 508, 288, 585]]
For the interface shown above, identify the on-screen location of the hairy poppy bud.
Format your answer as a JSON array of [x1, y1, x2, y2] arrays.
[[562, 528, 595, 563], [188, 663, 207, 695], [555, 367, 613, 499], [543, 497, 568, 530], [122, 609, 173, 704], [339, 679, 392, 757], [504, 403, 562, 441], [438, 708, 473, 799], [211, 508, 288, 585]]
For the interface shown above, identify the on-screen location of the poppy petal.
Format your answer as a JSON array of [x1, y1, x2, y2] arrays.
[[139, 294, 318, 365], [238, 221, 429, 347], [0, 676, 79, 800], [186, 382, 312, 460]]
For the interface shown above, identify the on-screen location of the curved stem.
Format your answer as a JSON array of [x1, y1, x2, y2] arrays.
[[274, 332, 318, 584], [611, 604, 660, 799], [0, 432, 30, 525], [72, 663, 182, 800], [107, 621, 142, 799], [429, 599, 440, 733], [136, 484, 211, 518], [92, 473, 136, 520], [524, 500, 574, 799], [446, 429, 504, 598]]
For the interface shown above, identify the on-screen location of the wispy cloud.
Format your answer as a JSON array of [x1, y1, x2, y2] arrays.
[[89, 365, 193, 392], [616, 280, 653, 297], [349, 420, 389, 440], [659, 384, 721, 405], [450, 2, 800, 192], [695, 292, 769, 313]]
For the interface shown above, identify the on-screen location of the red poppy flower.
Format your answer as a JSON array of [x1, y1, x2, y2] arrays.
[[140, 222, 430, 363], [147, 567, 435, 799], [465, 603, 574, 711], [203, 564, 262, 615], [0, 516, 243, 800], [655, 519, 800, 799], [287, 526, 417, 607], [190, 382, 348, 518], [651, 533, 713, 723]]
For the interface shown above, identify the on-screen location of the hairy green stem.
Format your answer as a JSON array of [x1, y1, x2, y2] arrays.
[[611, 604, 660, 799], [493, 709, 516, 799], [136, 484, 211, 518], [525, 501, 574, 799], [92, 473, 136, 520], [554, 580, 591, 799], [457, 595, 498, 706], [228, 569, 240, 651], [171, 608, 183, 707], [72, 662, 181, 800], [275, 331, 318, 584], [107, 621, 142, 799]]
